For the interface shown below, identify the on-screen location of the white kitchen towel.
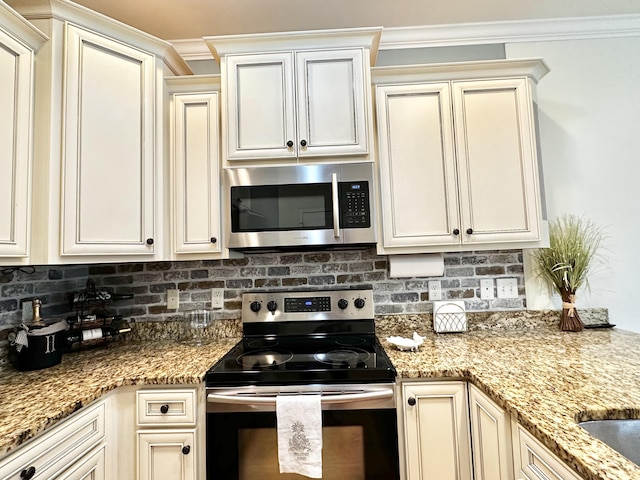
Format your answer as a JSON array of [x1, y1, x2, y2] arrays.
[[276, 394, 322, 478]]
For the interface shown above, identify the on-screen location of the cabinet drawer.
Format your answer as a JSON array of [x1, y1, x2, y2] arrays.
[[137, 389, 196, 426], [512, 422, 583, 480], [0, 400, 105, 480], [54, 444, 105, 480]]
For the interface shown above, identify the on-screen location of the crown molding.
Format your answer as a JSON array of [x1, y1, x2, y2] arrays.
[[171, 14, 640, 61]]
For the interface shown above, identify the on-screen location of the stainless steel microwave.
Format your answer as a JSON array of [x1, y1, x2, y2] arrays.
[[225, 163, 376, 250]]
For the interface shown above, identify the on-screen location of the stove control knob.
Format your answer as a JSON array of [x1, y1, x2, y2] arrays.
[[267, 300, 278, 313], [337, 298, 349, 310], [250, 301, 261, 312], [354, 297, 366, 309]]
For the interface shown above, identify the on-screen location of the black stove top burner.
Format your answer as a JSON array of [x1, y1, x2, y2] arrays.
[[236, 349, 293, 369], [314, 348, 371, 367]]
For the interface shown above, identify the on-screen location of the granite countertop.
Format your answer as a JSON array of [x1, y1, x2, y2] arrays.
[[1, 317, 640, 480]]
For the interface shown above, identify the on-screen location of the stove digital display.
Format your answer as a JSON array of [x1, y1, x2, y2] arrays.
[[284, 296, 331, 313]]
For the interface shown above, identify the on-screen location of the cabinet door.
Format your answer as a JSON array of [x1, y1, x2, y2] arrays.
[[453, 78, 542, 244], [61, 24, 156, 256], [376, 83, 460, 250], [0, 27, 33, 257], [296, 48, 369, 157], [171, 92, 221, 255], [403, 382, 472, 480], [225, 52, 296, 160], [468, 384, 513, 480], [138, 430, 196, 480]]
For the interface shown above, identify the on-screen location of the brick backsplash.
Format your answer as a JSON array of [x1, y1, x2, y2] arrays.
[[0, 247, 525, 331]]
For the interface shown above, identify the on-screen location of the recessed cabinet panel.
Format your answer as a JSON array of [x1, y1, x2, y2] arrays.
[[376, 83, 459, 248], [62, 24, 155, 255], [226, 53, 296, 159], [0, 30, 32, 257], [454, 79, 540, 244], [138, 430, 196, 480], [172, 92, 221, 254], [297, 49, 368, 156]]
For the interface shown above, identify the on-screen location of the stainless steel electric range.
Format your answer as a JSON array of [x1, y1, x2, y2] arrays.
[[205, 288, 399, 480]]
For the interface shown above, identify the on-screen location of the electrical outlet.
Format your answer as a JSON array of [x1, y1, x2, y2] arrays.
[[167, 289, 180, 310], [428, 280, 442, 301], [480, 279, 495, 300], [496, 278, 518, 299], [211, 288, 224, 309], [22, 300, 33, 321]]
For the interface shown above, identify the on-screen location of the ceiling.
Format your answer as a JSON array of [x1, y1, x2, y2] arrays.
[[71, 0, 640, 41]]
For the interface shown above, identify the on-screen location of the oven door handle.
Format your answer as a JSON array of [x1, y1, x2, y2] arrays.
[[207, 388, 394, 406]]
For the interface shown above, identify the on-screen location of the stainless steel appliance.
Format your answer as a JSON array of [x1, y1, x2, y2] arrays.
[[225, 163, 376, 250], [205, 289, 399, 480]]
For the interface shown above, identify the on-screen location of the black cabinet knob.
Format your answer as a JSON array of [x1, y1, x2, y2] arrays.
[[286, 140, 294, 148], [300, 139, 307, 147], [250, 301, 261, 312], [453, 229, 460, 235], [337, 299, 349, 310], [160, 404, 169, 414], [182, 445, 191, 455], [21, 467, 36, 480], [210, 237, 217, 244], [408, 397, 416, 406], [146, 238, 154, 245], [466, 228, 473, 235]]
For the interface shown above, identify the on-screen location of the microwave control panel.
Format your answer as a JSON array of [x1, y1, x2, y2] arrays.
[[339, 181, 371, 229]]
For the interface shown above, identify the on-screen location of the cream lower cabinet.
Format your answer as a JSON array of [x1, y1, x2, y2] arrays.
[[468, 384, 514, 480], [401, 381, 473, 480], [166, 76, 225, 259], [373, 60, 549, 254], [0, 3, 46, 261], [206, 28, 379, 165], [0, 397, 110, 480], [136, 387, 202, 480]]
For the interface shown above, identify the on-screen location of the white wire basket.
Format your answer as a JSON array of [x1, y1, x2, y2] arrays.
[[433, 301, 467, 333]]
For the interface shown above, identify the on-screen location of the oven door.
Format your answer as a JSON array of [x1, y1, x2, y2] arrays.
[[225, 163, 375, 249], [206, 384, 400, 480]]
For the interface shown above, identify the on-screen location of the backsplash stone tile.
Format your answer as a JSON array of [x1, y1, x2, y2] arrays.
[[0, 247, 526, 332]]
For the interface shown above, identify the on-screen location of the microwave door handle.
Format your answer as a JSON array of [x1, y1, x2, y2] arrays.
[[331, 172, 340, 238]]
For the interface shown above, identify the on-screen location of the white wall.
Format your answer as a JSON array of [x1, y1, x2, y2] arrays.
[[507, 37, 640, 331]]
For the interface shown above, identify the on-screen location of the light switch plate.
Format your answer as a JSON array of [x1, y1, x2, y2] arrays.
[[22, 300, 33, 321], [480, 279, 495, 299], [167, 289, 179, 310], [496, 278, 518, 299]]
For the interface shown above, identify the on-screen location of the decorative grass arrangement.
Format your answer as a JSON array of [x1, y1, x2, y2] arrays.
[[532, 214, 605, 331]]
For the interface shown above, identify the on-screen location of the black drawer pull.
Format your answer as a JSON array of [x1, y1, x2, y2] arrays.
[[160, 404, 169, 414], [21, 467, 36, 479]]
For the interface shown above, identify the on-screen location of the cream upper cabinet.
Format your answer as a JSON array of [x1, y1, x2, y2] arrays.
[[166, 76, 225, 259], [401, 381, 473, 480], [373, 59, 549, 254], [7, 0, 190, 264], [0, 3, 46, 260], [205, 28, 380, 166], [468, 384, 514, 480], [61, 24, 156, 256]]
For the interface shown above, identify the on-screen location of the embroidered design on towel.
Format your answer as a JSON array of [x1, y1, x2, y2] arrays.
[[288, 421, 311, 459]]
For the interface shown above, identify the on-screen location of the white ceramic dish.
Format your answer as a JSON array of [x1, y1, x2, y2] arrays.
[[386, 332, 425, 352]]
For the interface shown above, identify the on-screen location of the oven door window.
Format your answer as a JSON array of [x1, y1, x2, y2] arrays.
[[207, 410, 399, 480], [230, 183, 332, 233]]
